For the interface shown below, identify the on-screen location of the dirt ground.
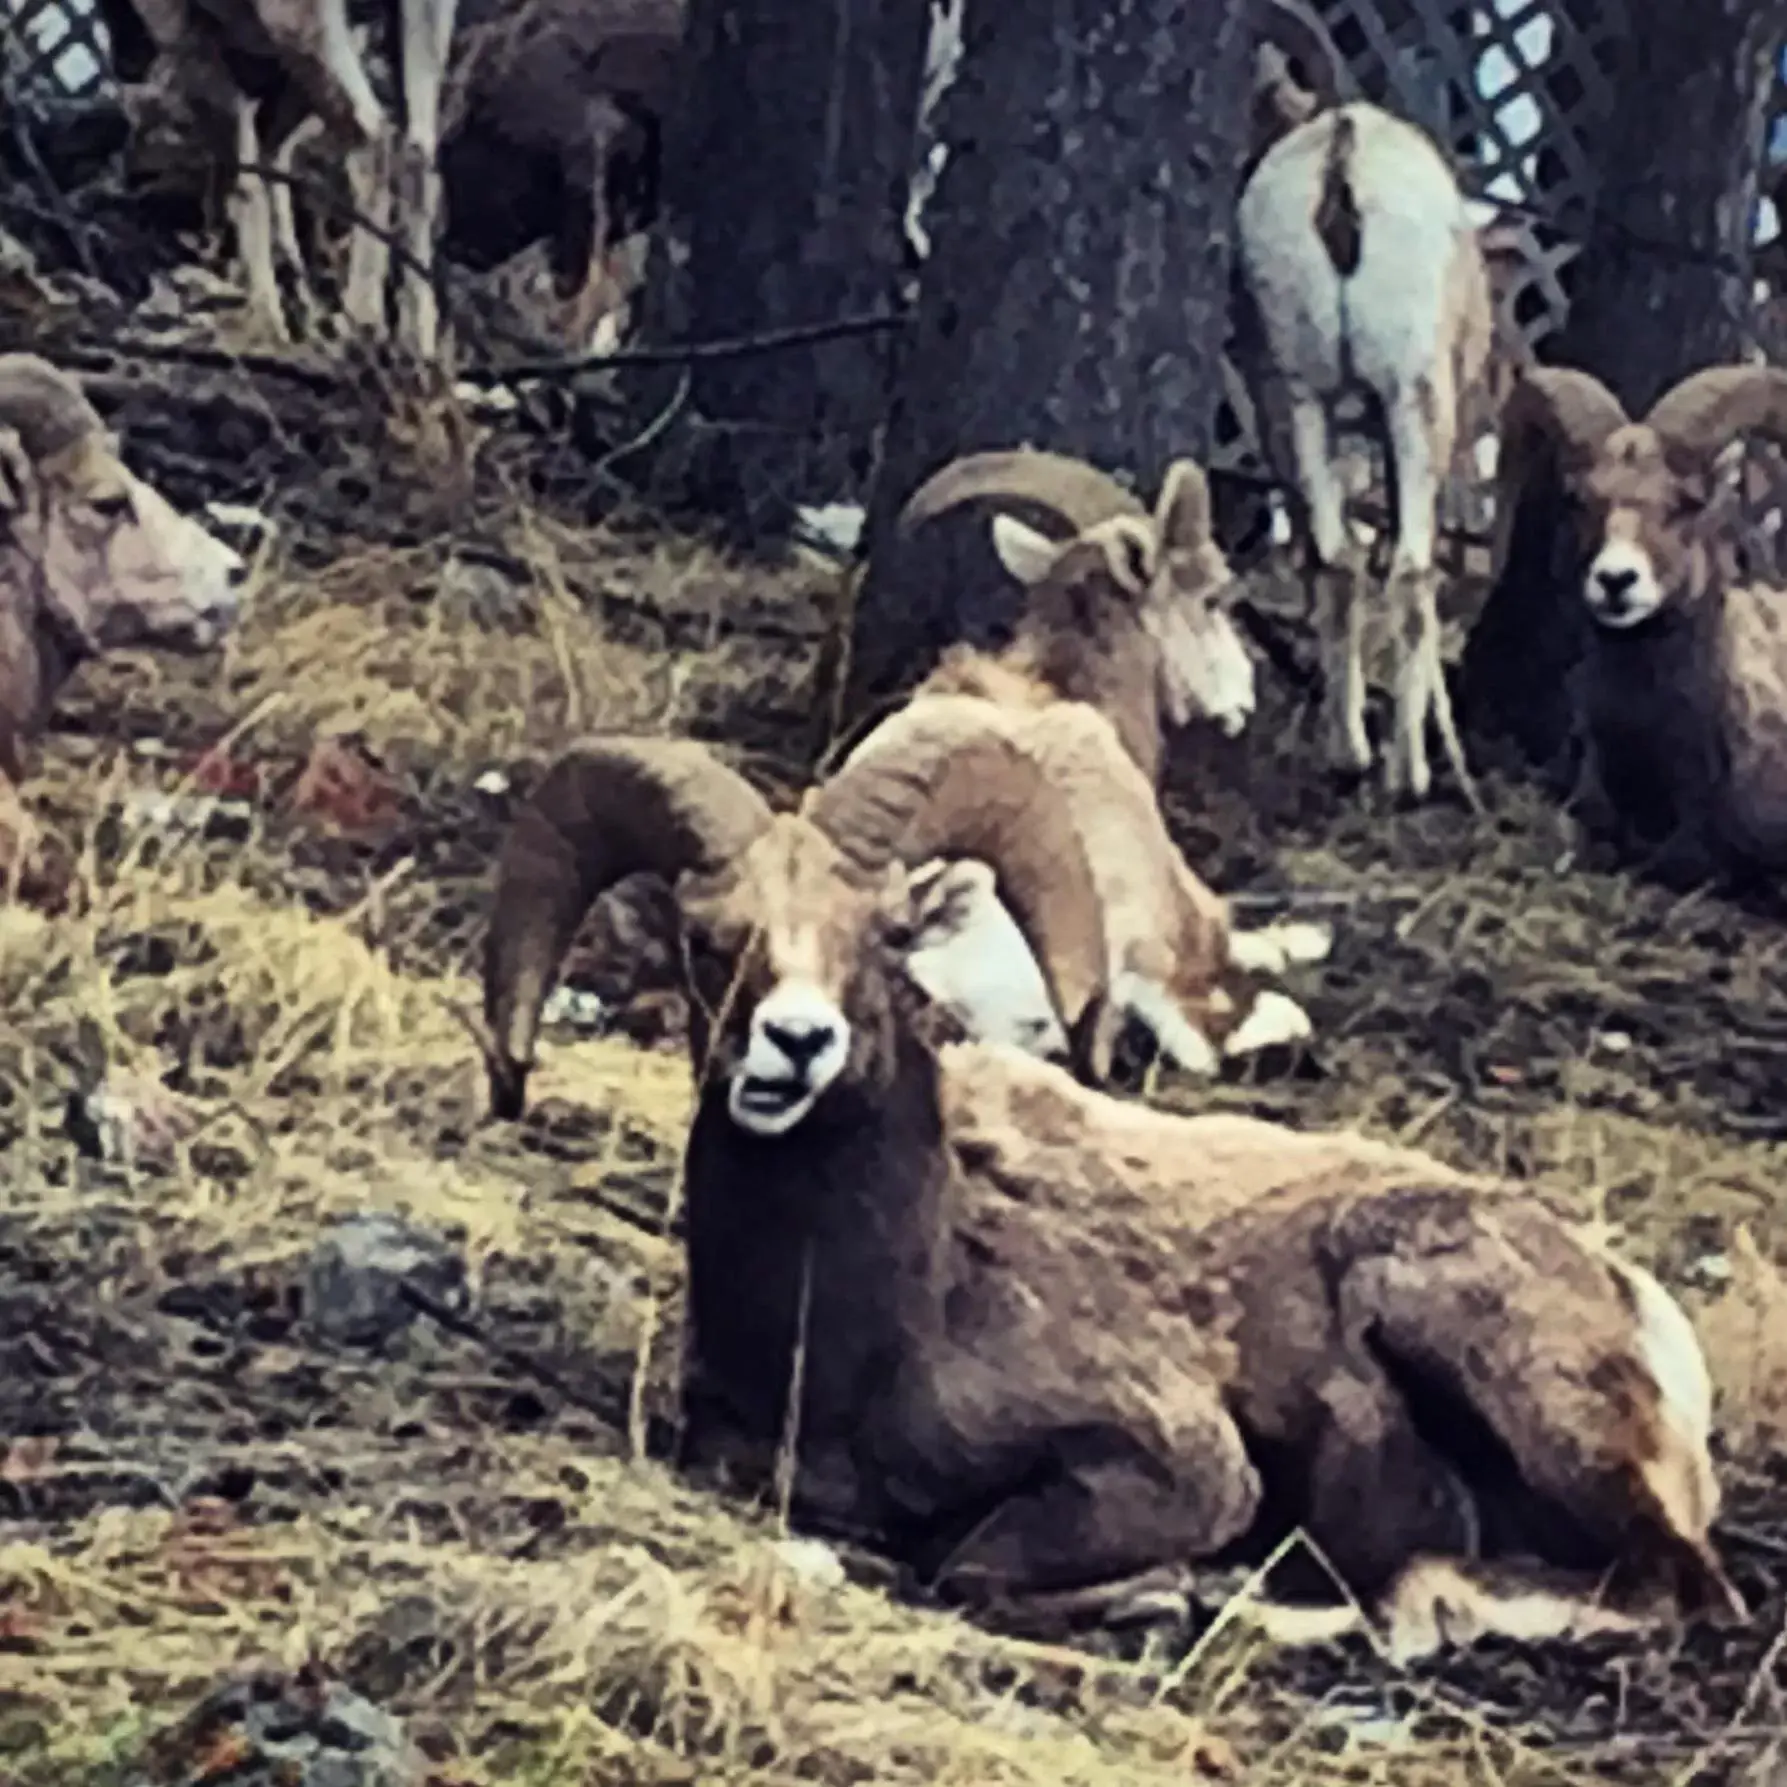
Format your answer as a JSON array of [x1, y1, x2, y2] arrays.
[[4, 221, 1787, 1784]]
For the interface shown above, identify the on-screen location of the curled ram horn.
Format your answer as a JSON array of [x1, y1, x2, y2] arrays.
[[1643, 364, 1787, 463], [1489, 367, 1632, 580], [0, 353, 107, 459], [481, 735, 774, 1119], [896, 446, 1150, 537], [808, 700, 1115, 1074]]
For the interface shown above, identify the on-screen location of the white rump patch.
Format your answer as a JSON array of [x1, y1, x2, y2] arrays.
[[728, 980, 852, 1137]]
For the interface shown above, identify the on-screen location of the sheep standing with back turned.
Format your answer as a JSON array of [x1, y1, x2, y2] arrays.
[[478, 730, 1741, 1656], [1489, 361, 1787, 886], [1232, 0, 1498, 808], [0, 355, 246, 894]]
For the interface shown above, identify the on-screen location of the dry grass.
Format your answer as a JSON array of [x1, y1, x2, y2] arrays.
[[2, 469, 1786, 1786]]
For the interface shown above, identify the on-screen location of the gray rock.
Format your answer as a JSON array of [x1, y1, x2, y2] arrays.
[[130, 1664, 425, 1787], [303, 1211, 468, 1348]]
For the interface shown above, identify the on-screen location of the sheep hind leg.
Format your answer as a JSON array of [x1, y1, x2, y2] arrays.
[[1382, 375, 1482, 812], [269, 115, 322, 277], [393, 0, 460, 362], [1285, 396, 1369, 780], [343, 132, 394, 340], [1374, 1555, 1652, 1665], [264, 107, 324, 331], [227, 96, 290, 343]]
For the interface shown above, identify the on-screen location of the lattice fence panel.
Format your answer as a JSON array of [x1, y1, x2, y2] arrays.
[[1214, 1, 1787, 576], [2, 0, 111, 98]]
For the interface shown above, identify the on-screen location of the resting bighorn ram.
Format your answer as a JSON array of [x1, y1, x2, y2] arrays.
[[1, 356, 245, 887], [481, 732, 1740, 1655], [1232, 0, 1496, 809], [1485, 362, 1787, 885], [827, 691, 1328, 1081], [893, 448, 1258, 786]]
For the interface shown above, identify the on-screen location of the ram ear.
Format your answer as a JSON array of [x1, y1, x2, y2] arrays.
[[990, 512, 1064, 585]]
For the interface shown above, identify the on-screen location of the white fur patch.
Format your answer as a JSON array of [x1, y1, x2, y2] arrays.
[[1222, 990, 1313, 1058], [1605, 1255, 1722, 1543], [1378, 1557, 1648, 1665], [1112, 971, 1219, 1076], [1228, 920, 1333, 975], [728, 981, 851, 1136], [1583, 541, 1665, 629], [903, 860, 1069, 1059], [1195, 619, 1257, 738]]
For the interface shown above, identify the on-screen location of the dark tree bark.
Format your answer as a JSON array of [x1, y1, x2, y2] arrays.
[[842, 0, 1254, 711], [640, 0, 930, 535], [1552, 0, 1786, 413]]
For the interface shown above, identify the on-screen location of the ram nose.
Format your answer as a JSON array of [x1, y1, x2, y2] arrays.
[[1595, 565, 1638, 615], [729, 982, 853, 1137], [763, 1016, 836, 1072], [1584, 543, 1661, 629]]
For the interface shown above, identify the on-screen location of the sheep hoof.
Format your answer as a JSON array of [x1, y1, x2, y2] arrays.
[[1223, 991, 1313, 1059], [1274, 920, 1333, 965], [1230, 921, 1333, 975]]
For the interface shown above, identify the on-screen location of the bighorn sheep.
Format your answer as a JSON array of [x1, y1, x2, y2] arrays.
[[1232, 0, 1495, 808], [434, 0, 680, 347], [103, 0, 681, 357], [479, 732, 1740, 1656], [823, 691, 1328, 1081], [479, 726, 1112, 1122], [1483, 361, 1787, 885], [893, 448, 1258, 786], [0, 355, 245, 783], [0, 355, 245, 895]]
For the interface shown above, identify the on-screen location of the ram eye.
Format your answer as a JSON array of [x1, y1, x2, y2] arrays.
[[89, 491, 133, 521]]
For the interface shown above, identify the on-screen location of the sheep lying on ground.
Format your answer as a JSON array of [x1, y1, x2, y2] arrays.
[[819, 691, 1328, 1082], [480, 732, 1741, 1656], [0, 356, 245, 853], [893, 448, 1257, 785], [479, 724, 1110, 1122], [1231, 0, 1499, 809], [0, 355, 245, 896], [1485, 362, 1787, 886]]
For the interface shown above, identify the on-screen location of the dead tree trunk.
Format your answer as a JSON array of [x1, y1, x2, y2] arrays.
[[842, 0, 1254, 711], [1553, 0, 1785, 411], [1459, 3, 1787, 777], [639, 0, 930, 536]]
